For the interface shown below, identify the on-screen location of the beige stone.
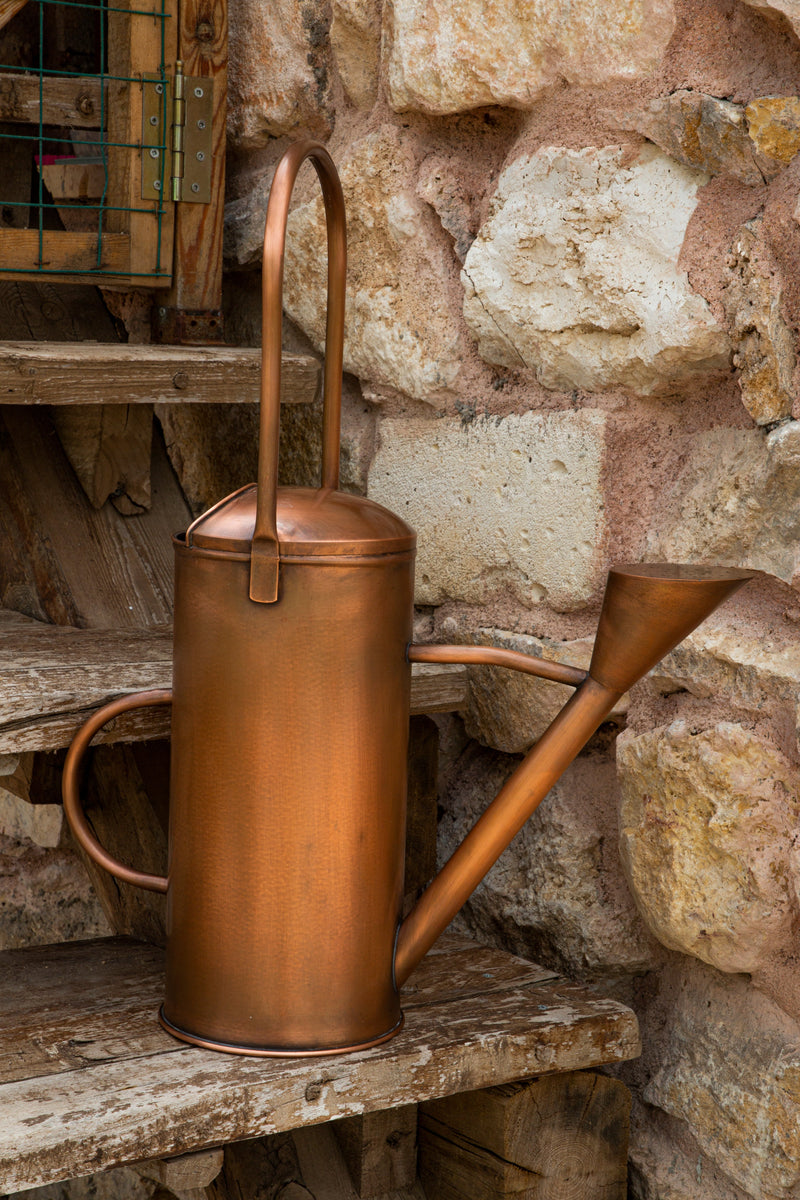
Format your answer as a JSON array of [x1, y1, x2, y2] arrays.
[[0, 788, 62, 848], [722, 220, 796, 425], [457, 628, 628, 754], [618, 721, 798, 974], [628, 1112, 746, 1200], [384, 0, 675, 116], [648, 421, 800, 584], [227, 0, 332, 148], [651, 616, 800, 714], [439, 747, 661, 976], [367, 411, 607, 612], [742, 0, 800, 37], [462, 146, 730, 395], [746, 96, 800, 165], [644, 961, 800, 1198], [283, 127, 464, 404], [0, 834, 110, 950], [620, 91, 773, 184], [416, 155, 477, 263], [331, 0, 379, 109]]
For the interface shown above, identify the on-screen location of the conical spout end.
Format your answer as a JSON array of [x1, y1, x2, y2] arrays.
[[589, 563, 754, 696]]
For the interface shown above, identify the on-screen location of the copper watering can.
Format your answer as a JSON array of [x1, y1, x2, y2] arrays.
[[62, 141, 752, 1057]]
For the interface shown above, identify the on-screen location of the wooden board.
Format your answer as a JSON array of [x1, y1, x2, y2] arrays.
[[0, 626, 467, 752], [0, 70, 105, 126], [419, 1073, 632, 1200], [0, 342, 320, 405], [0, 406, 190, 628], [0, 934, 639, 1191], [156, 0, 227, 325]]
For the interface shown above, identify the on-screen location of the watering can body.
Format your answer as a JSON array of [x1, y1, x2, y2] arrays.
[[61, 141, 753, 1057], [165, 488, 416, 1052]]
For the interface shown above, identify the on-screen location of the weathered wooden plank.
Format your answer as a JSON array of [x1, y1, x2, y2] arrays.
[[0, 935, 640, 1192], [0, 342, 320, 404], [51, 404, 154, 512], [0, 69, 105, 126], [333, 1106, 418, 1197], [419, 1073, 632, 1200], [1, 407, 189, 627], [155, 0, 227, 325], [136, 1148, 225, 1191], [0, 627, 467, 752]]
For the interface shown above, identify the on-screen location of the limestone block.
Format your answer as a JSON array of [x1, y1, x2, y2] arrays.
[[0, 788, 62, 848], [0, 834, 110, 950], [367, 410, 607, 612], [620, 91, 774, 184], [384, 0, 676, 116], [648, 421, 800, 584], [722, 220, 796, 425], [283, 127, 464, 404], [331, 0, 379, 109], [618, 720, 798, 974], [227, 0, 332, 148], [438, 746, 661, 976], [459, 628, 628, 754], [462, 146, 730, 395], [742, 0, 800, 37], [651, 616, 800, 714], [416, 155, 477, 263], [644, 961, 800, 1197], [746, 97, 800, 165], [628, 1105, 753, 1200]]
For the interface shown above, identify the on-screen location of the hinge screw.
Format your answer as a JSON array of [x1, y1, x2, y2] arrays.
[[194, 87, 204, 98], [149, 148, 159, 159], [149, 115, 158, 126], [197, 119, 206, 129], [191, 182, 200, 193], [153, 180, 161, 190], [196, 151, 205, 161]]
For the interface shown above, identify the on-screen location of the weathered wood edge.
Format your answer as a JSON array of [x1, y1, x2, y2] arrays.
[[0, 626, 469, 750], [0, 938, 640, 1191], [0, 343, 320, 405]]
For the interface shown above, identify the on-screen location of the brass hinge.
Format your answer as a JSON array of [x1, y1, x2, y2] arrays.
[[141, 63, 213, 205]]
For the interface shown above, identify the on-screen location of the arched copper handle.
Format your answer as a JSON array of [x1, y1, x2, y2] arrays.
[[251, 139, 347, 604], [62, 690, 172, 894]]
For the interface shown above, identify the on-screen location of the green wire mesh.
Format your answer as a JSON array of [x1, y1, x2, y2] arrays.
[[0, 0, 171, 278]]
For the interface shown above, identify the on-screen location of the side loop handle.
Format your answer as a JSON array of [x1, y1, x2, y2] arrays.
[[62, 690, 172, 894], [250, 140, 347, 604]]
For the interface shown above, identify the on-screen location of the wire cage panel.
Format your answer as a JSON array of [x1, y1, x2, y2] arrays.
[[0, 0, 177, 286]]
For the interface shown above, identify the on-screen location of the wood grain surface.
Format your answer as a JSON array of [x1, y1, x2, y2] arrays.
[[0, 935, 639, 1192], [0, 628, 468, 752], [0, 342, 320, 405]]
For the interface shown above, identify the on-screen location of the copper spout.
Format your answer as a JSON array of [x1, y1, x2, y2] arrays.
[[395, 563, 753, 985]]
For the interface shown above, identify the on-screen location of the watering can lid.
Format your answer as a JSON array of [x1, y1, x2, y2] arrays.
[[183, 483, 416, 557]]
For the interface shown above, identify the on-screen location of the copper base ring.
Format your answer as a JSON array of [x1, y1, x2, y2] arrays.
[[158, 1007, 405, 1057]]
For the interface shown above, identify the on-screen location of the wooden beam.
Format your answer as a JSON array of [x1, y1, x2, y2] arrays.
[[156, 0, 227, 328], [0, 935, 639, 1191], [0, 624, 468, 753], [137, 1147, 224, 1191], [0, 342, 320, 405], [418, 1073, 632, 1200], [333, 1107, 418, 1197], [0, 70, 104, 126]]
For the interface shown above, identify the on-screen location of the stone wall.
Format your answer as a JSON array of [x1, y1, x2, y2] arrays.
[[218, 3, 800, 1194]]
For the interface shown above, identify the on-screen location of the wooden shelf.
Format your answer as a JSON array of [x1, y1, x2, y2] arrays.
[[0, 934, 640, 1192], [0, 619, 469, 752], [0, 342, 320, 406]]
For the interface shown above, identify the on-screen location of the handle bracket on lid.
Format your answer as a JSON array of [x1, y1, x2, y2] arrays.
[[250, 141, 347, 604]]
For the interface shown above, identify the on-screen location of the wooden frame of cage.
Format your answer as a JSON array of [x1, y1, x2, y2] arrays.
[[0, 0, 179, 287]]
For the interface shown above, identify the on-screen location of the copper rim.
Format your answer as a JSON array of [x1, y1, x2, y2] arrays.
[[158, 1008, 405, 1057]]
